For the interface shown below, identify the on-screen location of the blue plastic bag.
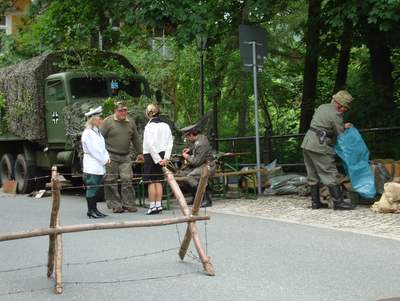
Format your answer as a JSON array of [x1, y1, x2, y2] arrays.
[[335, 127, 376, 199]]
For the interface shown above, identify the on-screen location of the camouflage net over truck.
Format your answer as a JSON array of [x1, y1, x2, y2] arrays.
[[0, 53, 62, 142], [0, 50, 138, 143]]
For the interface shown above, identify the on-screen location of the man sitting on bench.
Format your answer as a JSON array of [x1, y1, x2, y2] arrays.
[[180, 124, 216, 207]]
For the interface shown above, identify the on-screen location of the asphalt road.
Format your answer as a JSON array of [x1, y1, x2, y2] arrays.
[[0, 192, 399, 301]]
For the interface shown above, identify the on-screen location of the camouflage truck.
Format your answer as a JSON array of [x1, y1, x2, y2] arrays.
[[0, 51, 152, 193]]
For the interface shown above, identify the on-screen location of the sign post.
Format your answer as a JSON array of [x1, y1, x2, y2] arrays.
[[239, 25, 267, 195]]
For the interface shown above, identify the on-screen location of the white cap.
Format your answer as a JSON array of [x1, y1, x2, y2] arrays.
[[84, 106, 102, 118]]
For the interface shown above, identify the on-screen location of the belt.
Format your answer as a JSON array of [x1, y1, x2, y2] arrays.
[[309, 127, 334, 138]]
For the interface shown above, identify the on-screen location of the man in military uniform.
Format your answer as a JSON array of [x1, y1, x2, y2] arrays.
[[180, 124, 216, 207], [301, 90, 355, 210], [100, 101, 143, 213]]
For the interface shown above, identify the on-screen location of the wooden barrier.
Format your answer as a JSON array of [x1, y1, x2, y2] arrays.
[[0, 166, 214, 294]]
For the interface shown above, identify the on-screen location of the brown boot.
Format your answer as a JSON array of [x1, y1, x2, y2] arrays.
[[112, 208, 124, 213], [123, 206, 138, 212]]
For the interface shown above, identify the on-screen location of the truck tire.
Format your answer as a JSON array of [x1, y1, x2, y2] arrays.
[[14, 154, 35, 194], [0, 153, 15, 185]]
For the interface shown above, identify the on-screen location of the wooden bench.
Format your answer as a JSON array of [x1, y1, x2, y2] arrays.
[[213, 169, 262, 199]]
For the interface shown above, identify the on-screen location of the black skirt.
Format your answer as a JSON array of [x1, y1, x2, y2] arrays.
[[143, 152, 165, 183]]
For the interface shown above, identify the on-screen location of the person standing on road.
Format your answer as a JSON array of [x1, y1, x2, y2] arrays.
[[101, 101, 143, 213], [301, 90, 355, 210], [143, 103, 173, 215], [81, 106, 110, 218], [180, 124, 215, 208]]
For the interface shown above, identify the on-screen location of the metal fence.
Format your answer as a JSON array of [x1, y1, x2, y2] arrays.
[[213, 126, 400, 170]]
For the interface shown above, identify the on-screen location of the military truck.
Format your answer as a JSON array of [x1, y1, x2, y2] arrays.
[[0, 51, 151, 193]]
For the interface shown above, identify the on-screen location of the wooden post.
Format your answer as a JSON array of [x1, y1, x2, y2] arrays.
[[179, 166, 209, 260], [163, 166, 215, 276], [0, 216, 210, 241], [47, 166, 63, 293], [54, 214, 63, 294]]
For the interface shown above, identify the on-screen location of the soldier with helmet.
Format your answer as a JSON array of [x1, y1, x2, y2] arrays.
[[301, 90, 355, 210], [180, 124, 216, 207]]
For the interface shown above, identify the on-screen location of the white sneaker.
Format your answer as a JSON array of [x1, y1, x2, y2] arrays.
[[146, 207, 159, 215]]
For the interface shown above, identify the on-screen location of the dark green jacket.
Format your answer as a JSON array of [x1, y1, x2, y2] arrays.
[[301, 103, 345, 155], [100, 114, 142, 155]]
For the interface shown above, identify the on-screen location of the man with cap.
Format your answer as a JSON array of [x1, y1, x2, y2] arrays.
[[81, 106, 109, 218], [301, 90, 355, 210], [180, 124, 216, 207], [100, 101, 143, 213]]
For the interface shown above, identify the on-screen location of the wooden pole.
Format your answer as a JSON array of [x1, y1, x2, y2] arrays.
[[0, 216, 210, 242], [47, 166, 60, 278], [179, 166, 209, 260], [54, 214, 63, 294], [163, 167, 215, 276]]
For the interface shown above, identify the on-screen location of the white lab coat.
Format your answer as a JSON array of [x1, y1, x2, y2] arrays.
[[143, 120, 173, 163], [81, 127, 110, 175]]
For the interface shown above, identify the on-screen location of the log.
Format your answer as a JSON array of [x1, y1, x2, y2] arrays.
[[162, 167, 191, 216], [0, 216, 210, 242], [47, 167, 60, 278], [163, 167, 215, 276], [54, 216, 63, 294], [179, 166, 209, 260]]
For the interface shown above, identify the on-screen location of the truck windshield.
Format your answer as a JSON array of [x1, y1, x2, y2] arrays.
[[70, 78, 109, 99], [70, 77, 144, 100]]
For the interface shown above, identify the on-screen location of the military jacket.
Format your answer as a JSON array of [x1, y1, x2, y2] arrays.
[[100, 114, 142, 155], [301, 103, 345, 155], [186, 134, 214, 167]]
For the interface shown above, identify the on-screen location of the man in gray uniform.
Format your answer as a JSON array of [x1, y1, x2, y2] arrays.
[[100, 101, 143, 213], [180, 124, 216, 207], [301, 90, 355, 210]]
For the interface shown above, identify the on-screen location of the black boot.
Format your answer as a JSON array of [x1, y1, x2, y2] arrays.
[[86, 197, 100, 219], [186, 186, 197, 206], [310, 184, 328, 209], [91, 197, 107, 218], [328, 185, 355, 210], [201, 191, 212, 208]]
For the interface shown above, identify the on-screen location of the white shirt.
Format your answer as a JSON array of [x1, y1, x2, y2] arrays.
[[81, 127, 110, 175], [143, 119, 173, 163]]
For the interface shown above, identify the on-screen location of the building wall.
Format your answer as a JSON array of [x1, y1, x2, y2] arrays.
[[1, 0, 31, 35]]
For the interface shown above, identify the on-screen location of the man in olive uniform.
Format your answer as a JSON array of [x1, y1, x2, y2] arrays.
[[301, 90, 355, 210], [100, 101, 143, 213], [180, 124, 216, 207]]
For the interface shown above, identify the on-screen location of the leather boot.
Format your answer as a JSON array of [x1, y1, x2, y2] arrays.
[[91, 197, 107, 217], [86, 197, 100, 218], [310, 184, 328, 209], [201, 191, 212, 208], [328, 185, 355, 210], [186, 186, 197, 206]]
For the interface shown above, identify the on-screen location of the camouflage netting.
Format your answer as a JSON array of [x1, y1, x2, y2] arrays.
[[0, 50, 137, 142], [0, 53, 62, 142]]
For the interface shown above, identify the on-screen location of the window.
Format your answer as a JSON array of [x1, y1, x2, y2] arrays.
[[47, 80, 65, 102], [70, 78, 109, 100]]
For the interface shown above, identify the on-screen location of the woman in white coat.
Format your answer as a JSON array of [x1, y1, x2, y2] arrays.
[[143, 103, 173, 214], [81, 106, 110, 218]]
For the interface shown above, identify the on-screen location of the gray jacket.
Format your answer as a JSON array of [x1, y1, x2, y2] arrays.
[[301, 103, 345, 155]]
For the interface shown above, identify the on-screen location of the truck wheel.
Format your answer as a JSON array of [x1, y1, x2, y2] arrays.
[[14, 154, 35, 194], [0, 153, 15, 185]]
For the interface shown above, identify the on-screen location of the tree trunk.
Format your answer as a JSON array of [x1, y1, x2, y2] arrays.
[[363, 22, 395, 112], [299, 0, 322, 133], [333, 20, 353, 93], [238, 71, 249, 137]]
